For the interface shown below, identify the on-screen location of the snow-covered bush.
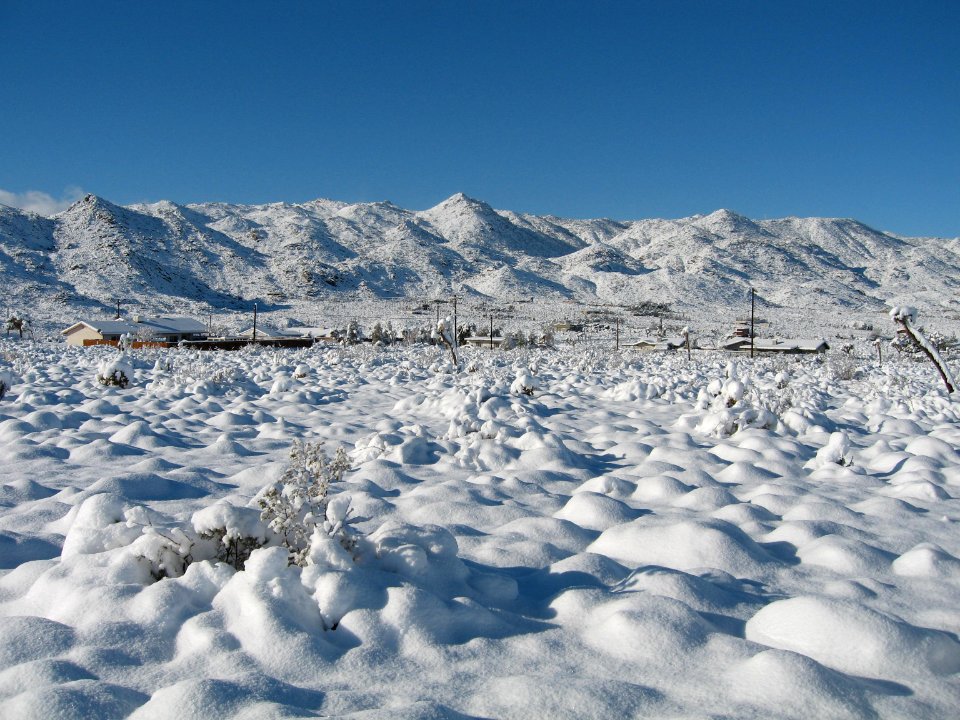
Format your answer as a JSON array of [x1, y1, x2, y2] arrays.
[[826, 352, 860, 381], [809, 431, 853, 468], [432, 315, 459, 368], [256, 439, 352, 566], [5, 314, 28, 339], [148, 351, 240, 393], [510, 372, 540, 396], [695, 369, 780, 437], [192, 502, 271, 571], [96, 355, 133, 388], [0, 369, 11, 401], [128, 523, 196, 580]]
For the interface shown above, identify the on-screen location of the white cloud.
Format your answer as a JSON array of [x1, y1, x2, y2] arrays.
[[0, 186, 86, 216]]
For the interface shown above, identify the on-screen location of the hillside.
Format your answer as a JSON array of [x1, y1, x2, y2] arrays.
[[2, 193, 958, 328]]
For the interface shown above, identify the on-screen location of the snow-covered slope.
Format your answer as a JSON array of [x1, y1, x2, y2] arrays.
[[2, 193, 958, 323]]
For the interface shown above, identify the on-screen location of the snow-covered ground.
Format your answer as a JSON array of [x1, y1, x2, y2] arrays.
[[0, 339, 959, 718]]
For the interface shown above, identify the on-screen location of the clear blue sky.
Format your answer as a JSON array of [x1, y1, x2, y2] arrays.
[[1, 0, 957, 236]]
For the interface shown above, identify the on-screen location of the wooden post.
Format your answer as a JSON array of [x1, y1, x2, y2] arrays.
[[615, 316, 619, 351], [750, 288, 755, 358], [253, 303, 258, 342], [452, 295, 458, 350], [115, 299, 121, 319], [686, 330, 691, 360], [489, 315, 493, 350]]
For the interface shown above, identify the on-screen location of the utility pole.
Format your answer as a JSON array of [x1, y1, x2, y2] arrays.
[[253, 303, 258, 342], [452, 295, 458, 350], [750, 288, 755, 359]]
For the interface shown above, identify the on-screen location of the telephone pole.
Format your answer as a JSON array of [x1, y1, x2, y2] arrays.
[[452, 295, 458, 349]]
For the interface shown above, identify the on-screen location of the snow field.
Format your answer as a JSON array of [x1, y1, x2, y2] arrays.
[[0, 340, 959, 717]]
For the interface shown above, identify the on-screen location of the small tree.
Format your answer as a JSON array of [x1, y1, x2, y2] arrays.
[[891, 306, 956, 393]]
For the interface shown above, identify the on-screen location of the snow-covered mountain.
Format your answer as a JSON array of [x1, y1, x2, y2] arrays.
[[2, 192, 958, 323]]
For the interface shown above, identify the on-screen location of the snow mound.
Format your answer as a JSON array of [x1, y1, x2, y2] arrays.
[[745, 595, 960, 679], [588, 518, 778, 577]]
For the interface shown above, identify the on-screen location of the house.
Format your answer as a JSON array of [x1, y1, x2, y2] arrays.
[[625, 336, 693, 352], [463, 335, 506, 348], [236, 326, 340, 343], [720, 337, 829, 354], [62, 316, 208, 346]]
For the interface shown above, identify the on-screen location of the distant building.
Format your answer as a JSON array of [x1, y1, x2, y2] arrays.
[[62, 316, 208, 346], [236, 326, 339, 343], [719, 337, 829, 354], [625, 336, 692, 352], [463, 335, 506, 348]]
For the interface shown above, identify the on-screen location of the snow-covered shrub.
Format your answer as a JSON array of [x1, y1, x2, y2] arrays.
[[148, 351, 239, 393], [809, 431, 853, 468], [695, 374, 780, 437], [96, 355, 133, 388], [293, 363, 310, 379], [510, 372, 540, 396], [343, 320, 364, 345], [256, 440, 352, 566], [431, 315, 459, 368], [192, 502, 271, 571], [0, 369, 11, 401], [128, 524, 196, 580], [5, 314, 28, 339], [826, 352, 860, 381]]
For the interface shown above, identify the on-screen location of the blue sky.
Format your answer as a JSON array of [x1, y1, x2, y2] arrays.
[[1, 0, 957, 236]]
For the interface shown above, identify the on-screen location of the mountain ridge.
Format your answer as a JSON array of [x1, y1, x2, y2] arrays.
[[2, 192, 958, 325]]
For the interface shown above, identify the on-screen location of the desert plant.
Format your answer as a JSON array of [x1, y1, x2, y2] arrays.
[[432, 316, 459, 368], [891, 306, 956, 393], [5, 315, 25, 339], [96, 356, 133, 388], [257, 440, 351, 566]]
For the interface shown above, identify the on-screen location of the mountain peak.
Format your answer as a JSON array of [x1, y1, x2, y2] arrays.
[[60, 193, 121, 217], [434, 192, 491, 210]]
